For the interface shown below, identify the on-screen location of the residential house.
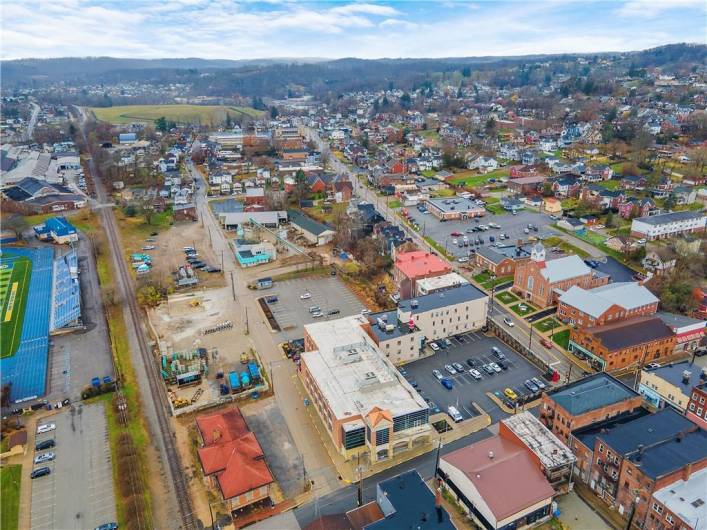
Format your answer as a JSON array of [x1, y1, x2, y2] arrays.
[[638, 361, 707, 412], [642, 248, 677, 275], [620, 175, 647, 191], [507, 176, 545, 195], [551, 174, 582, 198], [173, 203, 198, 222], [631, 211, 707, 241], [605, 236, 640, 254], [467, 156, 499, 173], [686, 382, 707, 429]]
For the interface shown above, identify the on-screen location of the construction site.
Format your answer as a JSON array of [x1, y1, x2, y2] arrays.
[[148, 291, 269, 416]]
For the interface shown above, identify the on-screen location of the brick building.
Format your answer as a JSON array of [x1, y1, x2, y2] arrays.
[[474, 244, 531, 277], [686, 382, 707, 429], [568, 315, 677, 371], [393, 250, 452, 298], [539, 373, 643, 444], [649, 467, 706, 530], [557, 282, 659, 328], [512, 244, 609, 308], [569, 408, 707, 527]]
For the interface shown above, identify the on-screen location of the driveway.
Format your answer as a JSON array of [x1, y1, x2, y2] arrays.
[[30, 403, 116, 530], [593, 256, 636, 282]]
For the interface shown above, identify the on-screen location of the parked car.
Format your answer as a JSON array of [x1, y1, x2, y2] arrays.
[[452, 362, 465, 373], [496, 360, 508, 370], [37, 423, 55, 434], [441, 378, 453, 390], [451, 231, 462, 237], [308, 306, 321, 313], [531, 377, 547, 390], [35, 439, 55, 451], [438, 340, 448, 350], [444, 364, 457, 375], [503, 316, 514, 327], [432, 369, 443, 381], [524, 379, 539, 393], [540, 338, 553, 349], [444, 338, 452, 347], [311, 311, 323, 318], [34, 452, 55, 465], [94, 524, 119, 530], [429, 342, 440, 352], [466, 358, 479, 368], [447, 406, 463, 422], [492, 347, 505, 360], [204, 266, 222, 273], [457, 256, 469, 263], [30, 467, 51, 479], [469, 369, 482, 380], [300, 292, 311, 300], [483, 364, 495, 375], [327, 309, 341, 316], [504, 388, 518, 401], [490, 362, 502, 373]]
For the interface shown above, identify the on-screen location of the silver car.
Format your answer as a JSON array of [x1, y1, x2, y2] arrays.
[[444, 364, 457, 375], [432, 369, 443, 381], [34, 452, 55, 465], [490, 362, 502, 373]]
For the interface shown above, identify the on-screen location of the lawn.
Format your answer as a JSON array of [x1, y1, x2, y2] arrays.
[[495, 290, 520, 304], [0, 255, 32, 358], [448, 167, 509, 187], [533, 317, 561, 333], [1, 464, 21, 530], [474, 271, 513, 289], [387, 199, 402, 209], [303, 202, 347, 224], [486, 203, 507, 215], [509, 301, 537, 317], [552, 329, 571, 350], [543, 236, 591, 259], [90, 104, 263, 125], [597, 179, 621, 190]]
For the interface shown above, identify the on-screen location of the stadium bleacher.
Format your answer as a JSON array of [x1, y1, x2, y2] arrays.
[[50, 250, 81, 331]]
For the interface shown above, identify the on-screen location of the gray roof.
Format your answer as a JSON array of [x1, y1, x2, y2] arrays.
[[426, 196, 485, 214], [540, 254, 590, 283], [559, 282, 659, 318], [548, 373, 638, 416], [475, 245, 530, 264], [287, 209, 334, 236], [367, 310, 418, 342], [635, 210, 705, 225], [397, 284, 487, 315], [590, 316, 674, 351], [645, 361, 706, 390], [656, 311, 706, 330], [653, 467, 707, 529], [626, 426, 707, 480]]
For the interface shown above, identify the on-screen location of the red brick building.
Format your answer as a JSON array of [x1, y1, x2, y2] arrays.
[[512, 244, 609, 308], [686, 382, 707, 429], [473, 244, 531, 277], [539, 373, 643, 444], [556, 282, 659, 329], [393, 250, 452, 298], [568, 315, 677, 371]]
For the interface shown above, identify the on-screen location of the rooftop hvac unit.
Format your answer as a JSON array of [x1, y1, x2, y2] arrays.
[[682, 370, 692, 384], [411, 300, 419, 308]]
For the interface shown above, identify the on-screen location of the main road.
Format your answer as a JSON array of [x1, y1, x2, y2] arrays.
[[305, 127, 580, 384]]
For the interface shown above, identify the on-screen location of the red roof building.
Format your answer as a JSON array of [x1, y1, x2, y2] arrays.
[[439, 435, 556, 530], [196, 408, 274, 510], [393, 250, 452, 298]]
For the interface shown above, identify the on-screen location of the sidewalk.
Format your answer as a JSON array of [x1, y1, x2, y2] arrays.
[[573, 481, 625, 529]]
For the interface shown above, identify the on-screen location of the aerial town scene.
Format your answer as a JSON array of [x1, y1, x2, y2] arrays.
[[0, 2, 705, 530]]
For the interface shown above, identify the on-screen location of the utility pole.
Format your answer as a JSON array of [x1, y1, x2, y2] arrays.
[[528, 320, 534, 352], [221, 250, 224, 271], [357, 452, 363, 507], [208, 227, 212, 248], [626, 495, 640, 530], [230, 271, 235, 301], [434, 437, 443, 477], [245, 307, 249, 334]]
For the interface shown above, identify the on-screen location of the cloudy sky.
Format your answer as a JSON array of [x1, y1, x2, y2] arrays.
[[2, 0, 705, 60]]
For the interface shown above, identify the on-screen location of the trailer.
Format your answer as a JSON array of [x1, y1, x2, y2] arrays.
[[247, 362, 261, 382], [256, 277, 273, 289], [228, 371, 241, 392], [176, 371, 202, 388]]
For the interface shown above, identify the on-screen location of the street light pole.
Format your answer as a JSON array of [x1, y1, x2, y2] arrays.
[[434, 436, 443, 477]]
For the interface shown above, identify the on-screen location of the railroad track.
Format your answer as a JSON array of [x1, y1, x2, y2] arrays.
[[74, 108, 195, 529]]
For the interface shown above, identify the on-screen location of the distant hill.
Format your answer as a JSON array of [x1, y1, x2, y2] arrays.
[[1, 43, 703, 97]]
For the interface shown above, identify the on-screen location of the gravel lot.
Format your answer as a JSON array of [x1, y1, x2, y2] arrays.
[[265, 276, 364, 341], [30, 403, 116, 530], [400, 331, 545, 424], [405, 208, 555, 259]]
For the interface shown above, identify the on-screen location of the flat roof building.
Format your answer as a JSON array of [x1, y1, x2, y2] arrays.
[[300, 315, 431, 463], [650, 467, 707, 530], [425, 196, 486, 220], [415, 272, 468, 296], [631, 210, 706, 241], [393, 250, 452, 298], [639, 361, 707, 412]]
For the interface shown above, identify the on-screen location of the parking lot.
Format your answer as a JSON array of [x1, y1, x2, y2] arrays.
[[265, 276, 365, 341], [30, 403, 116, 530], [405, 208, 554, 259], [399, 331, 546, 424]]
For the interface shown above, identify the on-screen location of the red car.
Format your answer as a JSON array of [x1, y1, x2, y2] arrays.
[[540, 338, 553, 349], [450, 231, 463, 237]]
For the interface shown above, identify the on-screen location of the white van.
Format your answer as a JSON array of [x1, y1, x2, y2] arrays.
[[447, 406, 463, 423]]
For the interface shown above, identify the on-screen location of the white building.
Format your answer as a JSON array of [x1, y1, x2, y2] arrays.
[[396, 284, 488, 342], [631, 211, 706, 241], [415, 272, 469, 296], [300, 316, 431, 463]]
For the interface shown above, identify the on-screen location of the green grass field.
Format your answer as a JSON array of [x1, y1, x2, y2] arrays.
[[552, 329, 571, 350], [90, 104, 263, 125], [495, 290, 520, 304], [1, 464, 21, 530], [533, 317, 561, 333], [0, 256, 32, 358], [509, 301, 537, 317]]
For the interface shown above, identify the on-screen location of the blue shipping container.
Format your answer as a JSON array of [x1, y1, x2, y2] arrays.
[[228, 371, 240, 391], [247, 362, 260, 381]]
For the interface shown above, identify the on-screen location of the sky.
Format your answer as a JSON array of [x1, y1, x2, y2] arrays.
[[1, 0, 705, 60]]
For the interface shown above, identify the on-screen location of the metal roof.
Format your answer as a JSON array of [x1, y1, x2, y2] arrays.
[[548, 372, 638, 416], [590, 316, 674, 352], [540, 254, 590, 283], [287, 209, 334, 236], [559, 282, 658, 318], [634, 210, 705, 225]]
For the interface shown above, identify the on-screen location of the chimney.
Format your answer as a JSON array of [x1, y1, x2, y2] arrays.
[[682, 462, 693, 482]]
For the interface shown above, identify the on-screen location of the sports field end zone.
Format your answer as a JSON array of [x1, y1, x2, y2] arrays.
[[0, 256, 32, 359]]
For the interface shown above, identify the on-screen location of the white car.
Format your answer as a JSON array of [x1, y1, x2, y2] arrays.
[[444, 364, 457, 375], [361, 309, 371, 315], [469, 369, 482, 380], [637, 238, 647, 245], [503, 316, 514, 327], [311, 311, 323, 318], [429, 342, 440, 352], [432, 369, 443, 381], [300, 292, 312, 300], [452, 239, 458, 245], [457, 256, 469, 263], [490, 362, 502, 373], [34, 452, 55, 464], [37, 423, 56, 434]]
